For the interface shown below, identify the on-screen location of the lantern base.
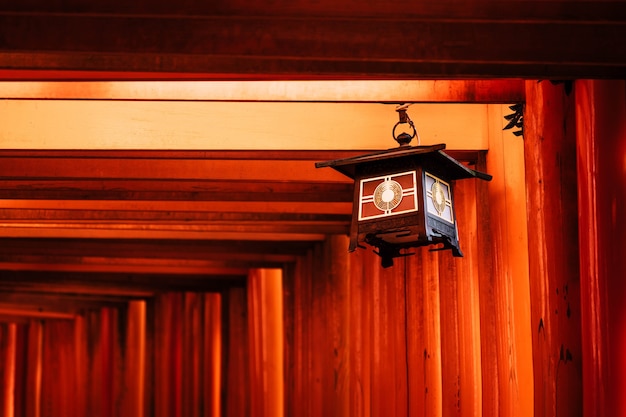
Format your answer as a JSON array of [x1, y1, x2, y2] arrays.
[[363, 230, 463, 268]]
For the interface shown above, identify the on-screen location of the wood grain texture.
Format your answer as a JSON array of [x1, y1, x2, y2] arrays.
[[247, 269, 284, 417], [483, 104, 533, 417], [575, 80, 626, 417], [0, 4, 623, 79], [0, 80, 525, 103], [524, 80, 582, 417], [224, 287, 250, 417]]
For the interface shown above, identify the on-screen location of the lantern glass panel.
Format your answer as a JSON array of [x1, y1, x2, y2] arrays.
[[358, 170, 418, 221], [424, 172, 454, 224]]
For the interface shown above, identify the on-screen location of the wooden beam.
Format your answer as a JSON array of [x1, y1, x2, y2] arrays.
[[0, 238, 313, 259], [0, 80, 524, 103], [0, 200, 351, 215], [0, 101, 491, 150], [0, 180, 353, 202], [0, 3, 623, 80], [0, 271, 246, 294]]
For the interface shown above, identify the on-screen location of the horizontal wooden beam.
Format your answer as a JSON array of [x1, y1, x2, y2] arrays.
[[0, 6, 623, 79], [0, 295, 129, 317], [0, 307, 76, 320], [0, 238, 313, 258], [0, 101, 492, 150], [0, 200, 351, 215], [0, 271, 247, 294], [0, 226, 330, 241], [0, 80, 525, 103], [0, 158, 348, 182], [0, 259, 258, 275], [0, 180, 353, 202]]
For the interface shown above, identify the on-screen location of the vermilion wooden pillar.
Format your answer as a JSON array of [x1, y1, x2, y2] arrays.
[[483, 105, 534, 417], [248, 269, 284, 417], [576, 80, 626, 417], [224, 287, 250, 417], [0, 323, 16, 417], [524, 80, 582, 417]]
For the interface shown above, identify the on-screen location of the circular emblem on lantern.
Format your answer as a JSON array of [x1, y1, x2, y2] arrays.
[[431, 180, 446, 215], [373, 179, 403, 211]]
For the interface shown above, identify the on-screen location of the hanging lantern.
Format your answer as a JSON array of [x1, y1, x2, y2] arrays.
[[316, 105, 492, 267]]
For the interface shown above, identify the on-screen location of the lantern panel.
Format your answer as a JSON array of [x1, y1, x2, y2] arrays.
[[424, 172, 454, 224], [358, 170, 418, 221]]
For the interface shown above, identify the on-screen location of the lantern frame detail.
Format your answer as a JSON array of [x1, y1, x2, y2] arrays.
[[316, 143, 492, 267]]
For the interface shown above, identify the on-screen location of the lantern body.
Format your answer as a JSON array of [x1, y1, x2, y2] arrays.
[[316, 144, 491, 267]]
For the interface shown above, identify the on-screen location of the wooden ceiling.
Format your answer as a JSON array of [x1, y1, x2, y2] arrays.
[[0, 1, 624, 80], [0, 95, 499, 320], [0, 0, 622, 319]]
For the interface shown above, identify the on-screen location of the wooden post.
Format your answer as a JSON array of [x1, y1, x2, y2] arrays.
[[248, 268, 284, 417], [40, 320, 76, 417], [224, 287, 250, 417], [406, 249, 443, 417], [1, 323, 17, 417], [483, 104, 534, 417], [575, 80, 626, 417], [121, 300, 146, 417], [25, 320, 43, 417], [367, 252, 408, 417], [439, 178, 483, 417], [205, 293, 222, 417], [154, 293, 183, 417], [524, 80, 582, 417]]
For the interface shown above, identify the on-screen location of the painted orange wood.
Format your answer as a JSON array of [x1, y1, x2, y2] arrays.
[[0, 80, 524, 103], [282, 236, 345, 417], [122, 301, 146, 417], [524, 80, 582, 417], [247, 269, 284, 417], [40, 320, 77, 417], [346, 243, 371, 417], [484, 105, 534, 417], [438, 251, 462, 417], [25, 320, 43, 417], [73, 315, 87, 417], [368, 252, 408, 417], [406, 249, 443, 417], [0, 323, 16, 417], [438, 178, 483, 417], [224, 287, 250, 417], [575, 80, 626, 417], [154, 293, 184, 417], [205, 293, 222, 417]]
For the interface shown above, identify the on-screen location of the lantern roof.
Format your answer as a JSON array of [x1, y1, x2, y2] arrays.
[[315, 144, 492, 181]]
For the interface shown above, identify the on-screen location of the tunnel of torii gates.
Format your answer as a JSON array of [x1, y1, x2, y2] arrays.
[[0, 4, 624, 416], [0, 78, 623, 417]]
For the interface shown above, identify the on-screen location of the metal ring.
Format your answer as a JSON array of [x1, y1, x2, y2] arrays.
[[392, 121, 416, 145]]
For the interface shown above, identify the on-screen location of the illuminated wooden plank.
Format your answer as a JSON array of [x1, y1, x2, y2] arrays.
[[0, 221, 348, 236], [0, 292, 134, 308], [0, 210, 349, 225], [0, 307, 75, 320], [0, 238, 312, 259], [0, 282, 153, 298], [0, 200, 351, 215], [0, 101, 490, 150], [0, 157, 349, 182], [0, 80, 524, 103], [0, 179, 353, 202], [0, 226, 328, 241], [0, 271, 245, 294]]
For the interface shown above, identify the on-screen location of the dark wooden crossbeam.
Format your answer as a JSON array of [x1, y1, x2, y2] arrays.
[[0, 1, 623, 79]]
